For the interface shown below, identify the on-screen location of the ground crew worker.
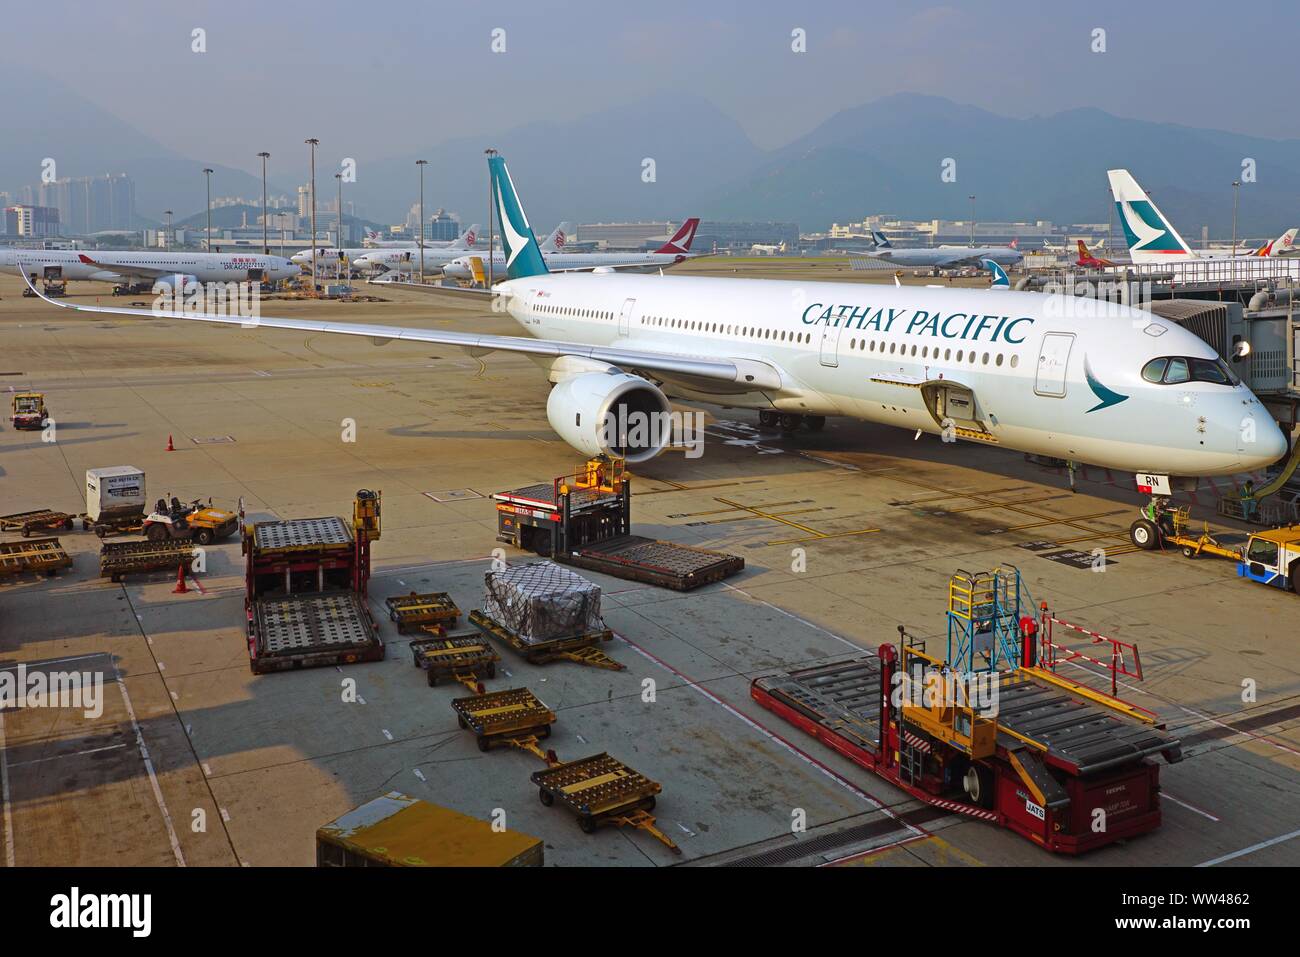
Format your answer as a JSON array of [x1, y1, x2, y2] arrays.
[[1240, 480, 1258, 522]]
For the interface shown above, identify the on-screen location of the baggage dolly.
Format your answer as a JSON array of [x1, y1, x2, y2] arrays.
[[451, 687, 559, 760], [530, 753, 679, 853], [1, 509, 75, 537], [410, 632, 500, 690], [468, 608, 625, 672], [386, 591, 462, 634]]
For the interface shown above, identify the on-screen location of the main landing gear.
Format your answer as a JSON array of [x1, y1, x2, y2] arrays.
[[759, 410, 826, 433]]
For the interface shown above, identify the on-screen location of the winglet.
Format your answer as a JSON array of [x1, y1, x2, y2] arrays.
[[488, 155, 548, 280]]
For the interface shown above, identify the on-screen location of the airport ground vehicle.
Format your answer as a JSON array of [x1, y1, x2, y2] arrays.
[[244, 490, 383, 674], [1129, 503, 1300, 592], [494, 457, 743, 590], [10, 392, 46, 430], [752, 567, 1181, 855], [142, 497, 238, 545], [316, 791, 542, 867]]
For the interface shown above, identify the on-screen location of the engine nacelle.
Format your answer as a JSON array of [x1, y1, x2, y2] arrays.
[[546, 371, 673, 464], [151, 273, 202, 296]]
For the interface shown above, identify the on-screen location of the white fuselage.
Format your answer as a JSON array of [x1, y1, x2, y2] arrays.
[[0, 248, 300, 285], [497, 271, 1286, 477], [444, 250, 694, 280]]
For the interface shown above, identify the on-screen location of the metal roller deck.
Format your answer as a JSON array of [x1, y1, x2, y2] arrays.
[[99, 539, 196, 582], [0, 537, 73, 578], [250, 592, 382, 673]]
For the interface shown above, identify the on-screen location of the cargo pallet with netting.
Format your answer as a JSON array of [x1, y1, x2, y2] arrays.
[[410, 633, 499, 689], [452, 687, 558, 758], [468, 608, 624, 671], [386, 591, 461, 634], [0, 537, 73, 579], [245, 490, 384, 674], [493, 457, 743, 590], [530, 753, 680, 853], [99, 539, 196, 582], [0, 509, 76, 537]]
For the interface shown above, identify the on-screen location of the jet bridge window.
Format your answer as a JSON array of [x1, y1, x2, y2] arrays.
[[1141, 356, 1240, 386]]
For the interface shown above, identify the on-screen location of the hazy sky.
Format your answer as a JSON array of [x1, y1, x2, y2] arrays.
[[8, 0, 1299, 176]]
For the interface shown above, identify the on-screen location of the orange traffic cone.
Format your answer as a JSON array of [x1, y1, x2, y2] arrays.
[[165, 434, 175, 452], [172, 563, 188, 594]]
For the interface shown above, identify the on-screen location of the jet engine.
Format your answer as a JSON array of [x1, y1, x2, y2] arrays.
[[151, 274, 202, 296], [546, 371, 673, 463]]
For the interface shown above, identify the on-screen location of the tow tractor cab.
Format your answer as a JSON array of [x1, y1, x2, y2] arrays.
[[1239, 527, 1300, 591], [10, 392, 46, 430], [143, 496, 239, 545]]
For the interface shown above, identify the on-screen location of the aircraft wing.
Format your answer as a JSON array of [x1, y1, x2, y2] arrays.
[[21, 271, 783, 391]]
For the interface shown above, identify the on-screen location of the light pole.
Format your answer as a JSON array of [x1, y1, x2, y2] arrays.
[[306, 138, 319, 291], [968, 194, 976, 246], [1231, 180, 1241, 265], [203, 168, 214, 252], [485, 148, 498, 286], [257, 151, 270, 255], [416, 159, 428, 283], [163, 210, 172, 251], [335, 172, 343, 281]]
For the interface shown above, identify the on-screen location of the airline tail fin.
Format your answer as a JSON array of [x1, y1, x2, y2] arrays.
[[872, 230, 893, 249], [656, 218, 700, 254], [488, 156, 548, 280], [1077, 239, 1090, 258], [540, 221, 574, 253], [1106, 168, 1196, 263], [1009, 238, 1018, 249], [982, 258, 1009, 288], [450, 224, 481, 250], [1259, 227, 1298, 257]]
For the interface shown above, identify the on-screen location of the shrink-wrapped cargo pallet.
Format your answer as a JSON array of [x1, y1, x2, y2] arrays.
[[482, 561, 605, 644]]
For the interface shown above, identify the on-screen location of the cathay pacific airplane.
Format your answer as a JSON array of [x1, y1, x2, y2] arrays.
[[0, 248, 299, 292], [866, 230, 1023, 268], [19, 156, 1288, 495]]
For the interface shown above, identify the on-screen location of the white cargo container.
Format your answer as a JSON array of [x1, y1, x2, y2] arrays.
[[85, 466, 146, 523]]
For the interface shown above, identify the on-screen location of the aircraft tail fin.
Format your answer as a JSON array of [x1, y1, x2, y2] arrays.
[[540, 221, 574, 253], [1106, 168, 1196, 263], [982, 258, 1009, 288], [656, 218, 700, 253], [488, 156, 548, 280], [1076, 239, 1090, 258], [1259, 227, 1298, 257], [871, 230, 893, 249], [450, 224, 481, 250], [1009, 238, 1018, 249]]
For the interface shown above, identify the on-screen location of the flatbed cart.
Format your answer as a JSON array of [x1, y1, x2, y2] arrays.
[[0, 509, 75, 536], [468, 608, 625, 672], [250, 592, 383, 674], [410, 632, 500, 689], [99, 539, 197, 583], [452, 687, 558, 759], [530, 753, 680, 853], [494, 457, 743, 591], [386, 591, 461, 634], [0, 537, 73, 578]]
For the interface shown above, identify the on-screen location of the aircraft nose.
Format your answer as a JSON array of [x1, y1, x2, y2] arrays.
[[1241, 411, 1290, 471]]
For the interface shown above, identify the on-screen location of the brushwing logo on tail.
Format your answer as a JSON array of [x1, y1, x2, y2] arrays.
[[1084, 356, 1128, 412], [1117, 200, 1181, 252]]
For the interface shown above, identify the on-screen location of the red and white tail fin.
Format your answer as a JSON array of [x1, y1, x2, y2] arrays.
[[1076, 240, 1089, 257], [1009, 238, 1018, 249], [656, 217, 700, 254]]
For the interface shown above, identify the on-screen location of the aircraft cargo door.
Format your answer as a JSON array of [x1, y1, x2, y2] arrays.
[[1034, 332, 1074, 397]]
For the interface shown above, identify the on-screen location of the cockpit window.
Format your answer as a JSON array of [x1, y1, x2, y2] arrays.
[[1142, 356, 1239, 387], [1141, 358, 1168, 383]]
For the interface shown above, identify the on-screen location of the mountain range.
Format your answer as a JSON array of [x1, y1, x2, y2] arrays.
[[4, 65, 1299, 236]]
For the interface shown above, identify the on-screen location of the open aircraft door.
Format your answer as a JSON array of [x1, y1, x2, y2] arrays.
[[42, 264, 63, 281], [920, 379, 993, 440]]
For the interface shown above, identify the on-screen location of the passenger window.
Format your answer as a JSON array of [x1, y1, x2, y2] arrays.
[[1163, 358, 1190, 384], [1010, 354, 1018, 368], [1141, 358, 1168, 383]]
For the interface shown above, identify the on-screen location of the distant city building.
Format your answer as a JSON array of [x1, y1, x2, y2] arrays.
[[297, 185, 311, 218], [4, 204, 61, 238], [424, 208, 459, 242], [18, 174, 135, 234]]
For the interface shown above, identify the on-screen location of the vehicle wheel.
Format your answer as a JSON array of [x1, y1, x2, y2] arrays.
[[538, 788, 554, 807], [146, 524, 167, 543], [804, 415, 826, 432], [195, 529, 214, 546], [962, 764, 996, 809], [538, 725, 551, 739], [64, 517, 74, 530], [643, 795, 656, 811], [1290, 560, 1300, 594], [579, 815, 598, 834], [758, 410, 778, 427], [477, 736, 491, 753], [1129, 519, 1160, 550], [486, 662, 496, 678], [95, 528, 106, 539], [778, 413, 802, 432], [457, 715, 467, 729], [426, 672, 437, 687], [1182, 546, 1196, 559], [20, 528, 30, 538]]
